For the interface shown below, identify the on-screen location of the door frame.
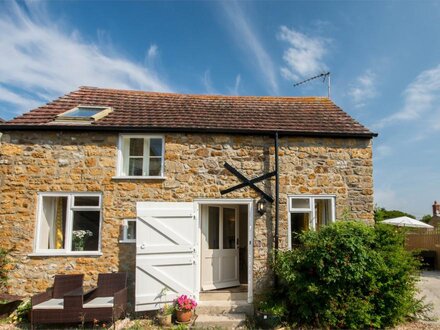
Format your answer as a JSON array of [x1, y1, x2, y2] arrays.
[[194, 198, 254, 304]]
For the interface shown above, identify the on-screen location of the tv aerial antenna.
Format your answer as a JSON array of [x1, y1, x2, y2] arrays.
[[293, 71, 331, 98]]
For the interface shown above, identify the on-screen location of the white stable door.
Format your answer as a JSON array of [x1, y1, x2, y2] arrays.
[[135, 202, 197, 311], [201, 205, 239, 290]]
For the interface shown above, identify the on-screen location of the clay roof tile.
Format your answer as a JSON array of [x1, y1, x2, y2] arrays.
[[3, 86, 376, 137]]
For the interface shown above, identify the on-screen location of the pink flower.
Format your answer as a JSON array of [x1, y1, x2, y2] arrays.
[[174, 294, 197, 311]]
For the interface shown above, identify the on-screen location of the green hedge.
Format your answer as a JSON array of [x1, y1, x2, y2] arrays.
[[273, 221, 423, 329]]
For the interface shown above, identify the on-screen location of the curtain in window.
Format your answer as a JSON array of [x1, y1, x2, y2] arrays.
[[55, 198, 65, 249]]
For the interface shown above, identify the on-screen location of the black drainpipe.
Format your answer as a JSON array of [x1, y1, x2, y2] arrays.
[[274, 132, 280, 252], [274, 132, 280, 287]]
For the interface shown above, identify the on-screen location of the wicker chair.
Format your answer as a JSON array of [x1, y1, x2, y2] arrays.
[[31, 273, 128, 329], [81, 272, 128, 322], [31, 274, 84, 328]]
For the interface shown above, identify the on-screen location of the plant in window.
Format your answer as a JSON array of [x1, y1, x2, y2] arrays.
[[72, 229, 93, 251]]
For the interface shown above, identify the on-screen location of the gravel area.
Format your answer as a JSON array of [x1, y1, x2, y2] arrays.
[[392, 271, 440, 329], [418, 271, 440, 322]]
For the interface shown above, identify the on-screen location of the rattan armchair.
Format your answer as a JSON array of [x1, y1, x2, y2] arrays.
[[31, 274, 84, 328], [30, 272, 128, 328], [82, 272, 128, 322]]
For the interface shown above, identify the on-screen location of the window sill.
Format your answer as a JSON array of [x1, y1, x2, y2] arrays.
[[112, 176, 166, 180], [29, 252, 103, 257], [119, 240, 136, 244]]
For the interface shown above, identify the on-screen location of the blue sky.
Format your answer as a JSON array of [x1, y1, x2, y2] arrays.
[[1, 0, 439, 218]]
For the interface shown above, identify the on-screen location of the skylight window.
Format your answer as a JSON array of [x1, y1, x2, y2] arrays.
[[67, 107, 103, 117], [56, 105, 112, 123]]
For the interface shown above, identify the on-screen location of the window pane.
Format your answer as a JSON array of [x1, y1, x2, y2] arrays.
[[126, 221, 136, 240], [149, 158, 162, 176], [150, 138, 163, 157], [39, 196, 67, 250], [223, 208, 236, 249], [71, 211, 100, 251], [315, 199, 332, 230], [128, 158, 143, 176], [129, 138, 144, 156], [208, 207, 219, 249], [63, 107, 103, 118], [291, 198, 310, 209], [290, 212, 310, 248], [74, 196, 99, 207]]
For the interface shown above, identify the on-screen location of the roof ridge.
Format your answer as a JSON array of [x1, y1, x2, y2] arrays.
[[78, 86, 331, 100]]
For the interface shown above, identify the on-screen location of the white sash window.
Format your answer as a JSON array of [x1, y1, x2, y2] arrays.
[[288, 195, 336, 248], [34, 193, 102, 255], [117, 134, 165, 178]]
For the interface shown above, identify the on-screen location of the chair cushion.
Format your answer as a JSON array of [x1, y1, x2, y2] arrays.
[[83, 297, 114, 308], [33, 298, 63, 310]]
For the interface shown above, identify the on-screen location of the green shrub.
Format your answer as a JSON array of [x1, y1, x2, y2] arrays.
[[273, 221, 423, 329], [8, 298, 31, 324]]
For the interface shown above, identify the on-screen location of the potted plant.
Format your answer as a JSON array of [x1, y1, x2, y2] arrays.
[[72, 230, 93, 251], [157, 303, 174, 326], [173, 294, 197, 323]]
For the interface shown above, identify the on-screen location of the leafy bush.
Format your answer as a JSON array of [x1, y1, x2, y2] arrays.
[[8, 298, 31, 324], [273, 221, 423, 329]]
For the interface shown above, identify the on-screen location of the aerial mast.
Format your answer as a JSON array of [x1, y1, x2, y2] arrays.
[[293, 71, 331, 98]]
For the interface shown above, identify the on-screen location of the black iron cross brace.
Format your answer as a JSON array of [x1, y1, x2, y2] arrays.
[[220, 162, 276, 203]]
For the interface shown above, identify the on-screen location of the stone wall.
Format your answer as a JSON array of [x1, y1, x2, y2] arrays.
[[0, 131, 374, 301]]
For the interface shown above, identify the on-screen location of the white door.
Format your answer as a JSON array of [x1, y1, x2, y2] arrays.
[[135, 202, 197, 311], [201, 205, 239, 290]]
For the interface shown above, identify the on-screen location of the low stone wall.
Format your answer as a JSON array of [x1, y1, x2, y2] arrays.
[[0, 131, 374, 301]]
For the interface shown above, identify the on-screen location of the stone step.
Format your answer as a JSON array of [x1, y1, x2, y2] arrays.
[[199, 291, 248, 301], [196, 300, 253, 315], [194, 313, 247, 329]]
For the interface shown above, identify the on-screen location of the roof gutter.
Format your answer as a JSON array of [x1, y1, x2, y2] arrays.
[[0, 125, 378, 138]]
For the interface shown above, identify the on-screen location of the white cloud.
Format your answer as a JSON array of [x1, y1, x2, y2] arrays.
[[220, 1, 278, 94], [0, 85, 41, 110], [148, 44, 159, 60], [374, 187, 398, 209], [228, 74, 241, 96], [347, 70, 377, 107], [277, 26, 328, 81], [374, 144, 392, 160], [0, 2, 171, 119], [376, 64, 440, 129], [201, 70, 217, 94]]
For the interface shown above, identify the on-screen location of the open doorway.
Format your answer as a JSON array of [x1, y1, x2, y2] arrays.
[[200, 204, 248, 291]]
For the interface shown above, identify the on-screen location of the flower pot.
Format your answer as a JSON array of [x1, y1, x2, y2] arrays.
[[176, 310, 192, 323], [157, 314, 172, 326]]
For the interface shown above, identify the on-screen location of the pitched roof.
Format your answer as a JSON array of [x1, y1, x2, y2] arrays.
[[0, 118, 4, 123], [2, 86, 376, 137]]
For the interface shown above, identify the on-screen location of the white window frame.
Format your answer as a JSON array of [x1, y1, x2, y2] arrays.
[[120, 219, 136, 243], [287, 195, 336, 249], [32, 192, 103, 256], [115, 134, 165, 179], [56, 105, 112, 122]]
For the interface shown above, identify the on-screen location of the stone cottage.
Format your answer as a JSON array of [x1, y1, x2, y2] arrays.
[[0, 86, 376, 311]]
